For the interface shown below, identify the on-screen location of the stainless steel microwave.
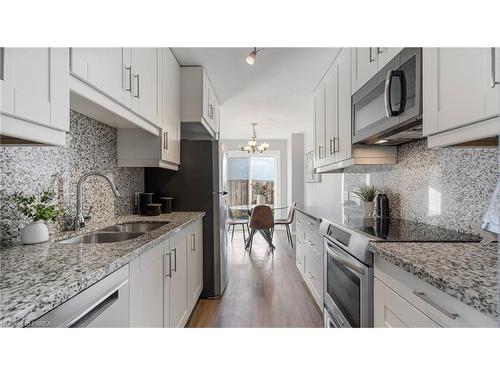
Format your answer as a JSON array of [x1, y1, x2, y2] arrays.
[[352, 48, 423, 145]]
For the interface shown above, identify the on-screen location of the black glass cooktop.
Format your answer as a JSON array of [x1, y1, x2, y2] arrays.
[[341, 217, 481, 242]]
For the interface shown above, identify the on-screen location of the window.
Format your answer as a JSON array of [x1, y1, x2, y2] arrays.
[[226, 152, 279, 212]]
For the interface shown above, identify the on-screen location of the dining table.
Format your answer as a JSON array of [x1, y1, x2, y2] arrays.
[[229, 204, 288, 213]]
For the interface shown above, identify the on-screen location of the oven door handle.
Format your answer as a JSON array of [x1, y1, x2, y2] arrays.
[[325, 242, 365, 275]]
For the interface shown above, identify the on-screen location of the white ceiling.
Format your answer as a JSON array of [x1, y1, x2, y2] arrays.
[[171, 48, 340, 139]]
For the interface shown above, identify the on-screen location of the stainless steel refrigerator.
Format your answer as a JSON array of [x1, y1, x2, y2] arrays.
[[145, 139, 229, 298]]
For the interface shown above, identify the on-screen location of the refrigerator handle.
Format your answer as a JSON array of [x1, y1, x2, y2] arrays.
[[212, 191, 228, 196]]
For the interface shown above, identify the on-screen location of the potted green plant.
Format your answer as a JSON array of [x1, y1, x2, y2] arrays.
[[353, 185, 378, 218], [11, 191, 64, 244]]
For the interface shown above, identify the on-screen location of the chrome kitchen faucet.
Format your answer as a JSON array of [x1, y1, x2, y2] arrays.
[[74, 172, 121, 231]]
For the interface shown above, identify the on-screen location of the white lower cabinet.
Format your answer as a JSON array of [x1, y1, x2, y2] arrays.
[[129, 242, 165, 327], [187, 220, 203, 312], [374, 278, 439, 328], [0, 48, 69, 145], [374, 256, 497, 328], [295, 212, 323, 309], [168, 229, 189, 328], [129, 218, 203, 328]]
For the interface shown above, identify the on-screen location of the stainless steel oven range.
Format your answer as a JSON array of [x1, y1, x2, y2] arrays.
[[319, 219, 373, 328]]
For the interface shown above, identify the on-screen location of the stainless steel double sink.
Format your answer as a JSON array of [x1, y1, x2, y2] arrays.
[[59, 222, 168, 244]]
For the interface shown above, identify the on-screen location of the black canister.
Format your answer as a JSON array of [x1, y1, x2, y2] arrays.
[[374, 194, 383, 217], [159, 197, 174, 213], [146, 203, 162, 216], [139, 193, 154, 215], [380, 194, 390, 218]]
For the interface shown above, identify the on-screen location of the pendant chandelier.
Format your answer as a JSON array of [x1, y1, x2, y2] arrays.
[[241, 123, 269, 154]]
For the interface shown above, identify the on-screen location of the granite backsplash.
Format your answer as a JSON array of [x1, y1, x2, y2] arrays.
[[0, 111, 144, 246], [343, 139, 499, 234]]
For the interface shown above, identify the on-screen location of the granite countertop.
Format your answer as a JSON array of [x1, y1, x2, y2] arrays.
[[296, 206, 323, 222], [0, 212, 205, 327], [296, 206, 498, 320], [369, 241, 498, 319]]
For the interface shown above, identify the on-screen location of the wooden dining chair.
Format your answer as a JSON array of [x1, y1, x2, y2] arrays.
[[227, 208, 250, 244], [273, 202, 296, 247], [246, 204, 275, 254]]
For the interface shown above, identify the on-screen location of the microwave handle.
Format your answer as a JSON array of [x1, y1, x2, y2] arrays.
[[384, 69, 406, 117]]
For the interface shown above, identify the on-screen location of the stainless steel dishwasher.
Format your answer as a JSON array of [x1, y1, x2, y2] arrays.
[[33, 265, 130, 328]]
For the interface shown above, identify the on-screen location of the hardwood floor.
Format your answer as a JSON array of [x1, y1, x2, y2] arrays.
[[187, 229, 323, 328]]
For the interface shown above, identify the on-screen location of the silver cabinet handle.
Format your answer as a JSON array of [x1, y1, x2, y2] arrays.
[[329, 138, 334, 154], [306, 240, 315, 247], [318, 145, 323, 159], [377, 47, 383, 54], [308, 271, 314, 279], [491, 47, 499, 88], [164, 253, 172, 278], [413, 291, 459, 320], [0, 47, 4, 81], [163, 131, 168, 150], [208, 104, 214, 119], [369, 47, 375, 62], [306, 220, 314, 226], [171, 248, 177, 272], [125, 66, 132, 92], [133, 74, 140, 98], [191, 233, 196, 251]]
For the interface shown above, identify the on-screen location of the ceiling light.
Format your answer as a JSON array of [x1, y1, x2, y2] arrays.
[[241, 123, 270, 154], [375, 139, 389, 144], [246, 48, 264, 65]]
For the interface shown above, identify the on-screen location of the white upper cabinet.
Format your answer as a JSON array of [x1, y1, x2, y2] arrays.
[[181, 66, 220, 138], [161, 48, 181, 165], [125, 48, 160, 126], [336, 48, 353, 163], [324, 64, 338, 166], [71, 48, 123, 102], [351, 47, 403, 93], [70, 48, 160, 136], [423, 48, 500, 147], [313, 82, 325, 164], [376, 47, 403, 70], [117, 48, 181, 171], [0, 48, 69, 145], [351, 48, 378, 92]]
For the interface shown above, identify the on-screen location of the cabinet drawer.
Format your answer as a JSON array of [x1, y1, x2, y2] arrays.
[[374, 278, 440, 328], [303, 228, 323, 259], [304, 244, 323, 308], [374, 256, 497, 327]]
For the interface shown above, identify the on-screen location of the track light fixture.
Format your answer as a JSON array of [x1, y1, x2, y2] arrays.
[[246, 47, 263, 65]]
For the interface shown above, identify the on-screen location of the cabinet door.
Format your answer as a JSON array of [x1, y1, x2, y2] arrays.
[[313, 82, 326, 166], [324, 64, 338, 165], [352, 48, 378, 92], [130, 242, 164, 327], [295, 219, 305, 275], [187, 221, 204, 312], [71, 48, 123, 102], [376, 47, 403, 70], [161, 48, 181, 165], [130, 48, 160, 126], [374, 278, 440, 328], [1, 48, 68, 132], [169, 233, 188, 327], [423, 48, 500, 136], [335, 48, 353, 163], [202, 70, 211, 125]]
